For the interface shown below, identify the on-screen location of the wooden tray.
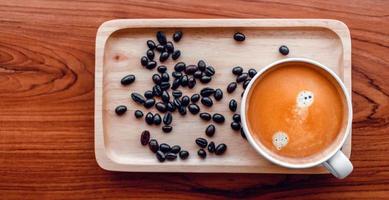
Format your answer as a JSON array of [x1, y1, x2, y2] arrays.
[[95, 19, 351, 173]]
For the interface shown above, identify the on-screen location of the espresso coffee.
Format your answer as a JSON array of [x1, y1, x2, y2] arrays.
[[246, 62, 347, 160]]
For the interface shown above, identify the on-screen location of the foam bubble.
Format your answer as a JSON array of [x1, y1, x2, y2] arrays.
[[272, 131, 289, 150], [296, 90, 314, 108]]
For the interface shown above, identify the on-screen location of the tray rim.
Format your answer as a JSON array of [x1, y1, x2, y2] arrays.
[[95, 19, 352, 173]]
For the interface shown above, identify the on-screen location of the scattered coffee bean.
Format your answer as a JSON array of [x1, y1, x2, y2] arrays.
[[160, 82, 170, 90], [231, 122, 241, 131], [193, 70, 203, 79], [115, 105, 127, 115], [156, 31, 167, 45], [232, 66, 243, 75], [171, 79, 181, 90], [279, 45, 289, 55], [156, 150, 166, 162], [161, 72, 169, 82], [173, 98, 182, 108], [174, 62, 186, 72], [149, 139, 159, 153], [166, 153, 177, 160], [144, 90, 154, 99], [233, 32, 245, 41], [166, 41, 174, 53], [173, 31, 183, 42], [181, 95, 190, 106], [172, 50, 181, 60], [200, 87, 215, 97], [212, 113, 225, 123], [179, 150, 189, 160], [205, 66, 215, 76], [172, 90, 183, 98], [163, 112, 172, 125], [159, 143, 171, 153], [199, 113, 212, 121], [233, 114, 241, 122], [152, 74, 161, 85], [159, 51, 169, 62], [248, 68, 257, 78], [153, 113, 162, 125], [191, 94, 200, 103], [195, 138, 208, 148], [200, 75, 212, 83], [185, 65, 198, 75], [188, 76, 196, 89], [205, 124, 215, 137], [241, 128, 247, 139], [147, 40, 156, 50], [146, 61, 157, 69], [207, 141, 215, 153], [227, 82, 237, 93], [155, 102, 167, 113], [156, 44, 165, 52], [243, 79, 251, 89], [157, 65, 167, 73], [229, 99, 237, 112], [215, 143, 227, 155], [144, 98, 156, 108], [214, 89, 223, 101], [198, 149, 207, 159], [141, 56, 148, 66], [236, 73, 248, 83], [145, 112, 154, 125], [172, 71, 183, 79], [201, 97, 213, 107], [121, 74, 136, 86], [170, 145, 181, 154], [178, 106, 187, 115], [140, 130, 150, 146], [161, 91, 170, 103], [162, 125, 173, 133], [152, 85, 162, 96], [180, 75, 188, 86], [166, 102, 176, 112], [134, 110, 144, 118], [131, 93, 146, 104], [188, 104, 200, 114], [197, 60, 206, 71], [146, 49, 154, 60]]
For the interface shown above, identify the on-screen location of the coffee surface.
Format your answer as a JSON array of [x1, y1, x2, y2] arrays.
[[247, 63, 345, 158]]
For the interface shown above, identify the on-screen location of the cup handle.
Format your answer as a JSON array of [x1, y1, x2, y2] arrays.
[[323, 150, 353, 179]]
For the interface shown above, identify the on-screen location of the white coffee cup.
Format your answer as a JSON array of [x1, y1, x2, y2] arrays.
[[241, 58, 353, 179]]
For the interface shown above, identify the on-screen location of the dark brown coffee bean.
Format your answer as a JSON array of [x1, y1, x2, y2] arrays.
[[236, 73, 248, 83], [153, 113, 162, 125], [146, 49, 154, 60], [243, 79, 251, 89], [227, 82, 237, 93], [215, 143, 227, 155], [144, 98, 155, 108], [159, 52, 169, 62], [141, 56, 148, 66], [179, 150, 189, 160], [144, 90, 154, 99], [149, 139, 159, 153], [163, 112, 172, 125], [173, 31, 183, 42], [173, 98, 181, 108], [134, 110, 143, 118], [212, 113, 225, 123], [207, 141, 215, 153], [214, 89, 223, 101], [191, 94, 200, 103], [152, 74, 161, 85], [161, 72, 169, 82], [166, 153, 177, 160], [229, 99, 237, 112], [155, 102, 167, 113], [172, 50, 181, 60], [241, 128, 247, 139], [115, 105, 127, 115], [201, 97, 213, 107], [199, 113, 211, 121], [162, 125, 173, 133], [156, 31, 167, 45], [188, 76, 196, 89], [180, 75, 188, 87], [156, 44, 165, 52], [131, 93, 146, 104], [205, 124, 215, 137], [172, 71, 183, 79], [195, 137, 208, 148], [197, 60, 207, 71], [140, 130, 150, 146], [146, 61, 157, 69], [157, 65, 167, 73], [145, 112, 154, 125], [172, 90, 182, 98], [233, 114, 241, 122], [200, 87, 215, 97], [181, 96, 190, 106], [121, 74, 135, 85], [198, 149, 207, 159], [152, 85, 162, 96], [241, 92, 244, 97], [166, 102, 176, 112], [159, 143, 171, 153], [188, 104, 200, 114], [185, 65, 198, 75], [160, 82, 170, 90], [174, 62, 186, 72], [231, 122, 241, 131], [200, 75, 212, 83], [147, 40, 156, 50], [193, 70, 203, 79], [166, 41, 174, 53], [248, 68, 257, 78], [232, 66, 243, 75], [233, 32, 245, 41], [171, 79, 180, 90], [279, 45, 289, 55], [170, 145, 181, 154], [156, 150, 166, 162], [161, 91, 170, 103], [205, 66, 215, 76], [178, 106, 187, 115]]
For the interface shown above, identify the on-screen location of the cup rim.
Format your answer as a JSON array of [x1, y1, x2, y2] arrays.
[[240, 58, 353, 169]]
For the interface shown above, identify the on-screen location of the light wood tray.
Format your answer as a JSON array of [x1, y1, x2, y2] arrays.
[[95, 19, 351, 173]]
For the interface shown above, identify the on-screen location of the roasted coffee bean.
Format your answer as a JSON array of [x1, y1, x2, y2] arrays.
[[115, 105, 127, 115], [212, 113, 225, 123], [193, 70, 203, 79], [140, 130, 150, 146], [231, 122, 241, 131], [198, 149, 207, 159], [131, 93, 146, 104], [188, 104, 200, 114], [200, 75, 212, 83], [179, 150, 189, 160], [166, 153, 177, 160], [243, 79, 251, 89], [156, 150, 166, 162], [173, 98, 182, 108], [232, 114, 241, 122], [146, 61, 157, 69], [232, 66, 243, 75], [161, 72, 169, 82], [188, 76, 196, 89], [207, 141, 215, 153], [149, 139, 159, 153], [144, 90, 154, 99], [181, 96, 190, 106], [214, 89, 223, 101], [145, 112, 154, 125], [248, 68, 257, 78], [178, 106, 187, 115], [236, 73, 248, 83], [185, 65, 198, 75], [200, 87, 215, 97], [159, 143, 171, 153], [166, 102, 176, 112], [159, 51, 169, 62], [170, 145, 181, 154], [155, 102, 167, 113], [180, 75, 188, 87], [162, 125, 173, 133], [197, 60, 206, 71], [171, 79, 180, 90], [157, 65, 167, 73], [134, 110, 144, 118], [146, 49, 154, 60], [174, 62, 186, 72], [172, 50, 181, 60], [172, 71, 183, 79], [199, 113, 211, 121], [144, 98, 156, 108], [279, 45, 289, 55], [156, 44, 165, 52], [233, 32, 245, 41], [241, 92, 244, 97], [163, 112, 172, 125], [156, 31, 167, 45], [191, 94, 200, 103], [195, 138, 208, 148], [205, 124, 215, 137], [141, 56, 148, 66], [205, 66, 215, 76], [152, 74, 161, 85], [161, 91, 170, 103], [166, 41, 174, 53], [241, 128, 247, 139], [121, 74, 135, 85], [229, 99, 237, 112], [153, 113, 162, 125], [152, 85, 162, 96], [227, 82, 237, 93], [201, 97, 213, 107], [160, 82, 170, 90], [172, 90, 183, 98], [147, 40, 156, 50], [173, 31, 183, 42], [215, 143, 227, 155]]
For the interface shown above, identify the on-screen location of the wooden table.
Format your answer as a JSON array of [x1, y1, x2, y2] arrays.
[[1, 1, 388, 199]]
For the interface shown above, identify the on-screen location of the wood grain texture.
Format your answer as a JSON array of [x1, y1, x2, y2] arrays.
[[0, 0, 388, 199]]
